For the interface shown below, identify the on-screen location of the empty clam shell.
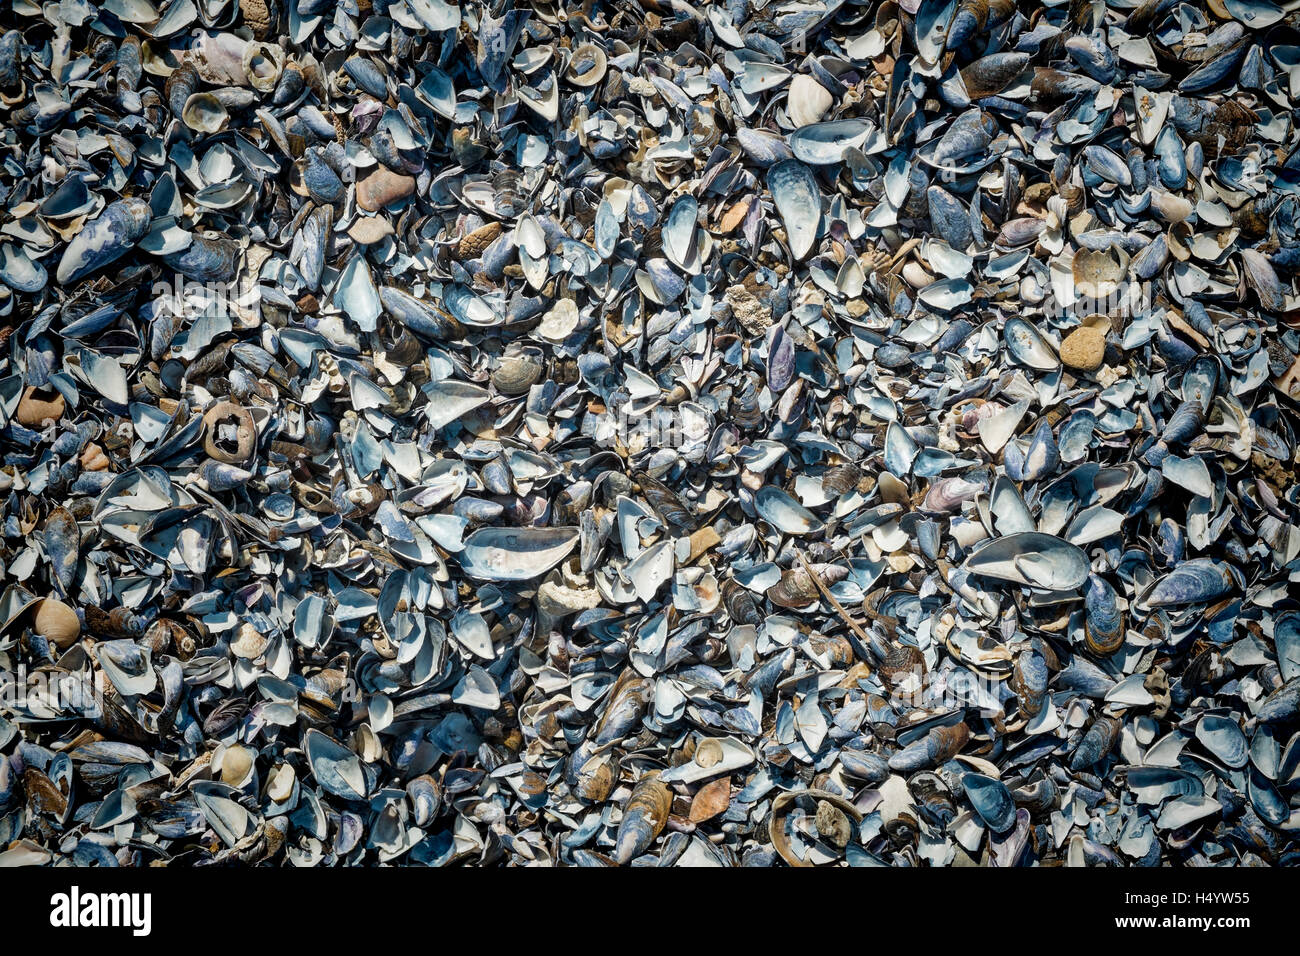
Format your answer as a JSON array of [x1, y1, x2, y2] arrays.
[[459, 527, 580, 581], [768, 160, 821, 261], [963, 532, 1089, 591]]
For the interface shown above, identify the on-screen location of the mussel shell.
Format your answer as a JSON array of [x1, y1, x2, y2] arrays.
[[1083, 574, 1125, 656], [613, 773, 671, 864], [962, 773, 1017, 834]]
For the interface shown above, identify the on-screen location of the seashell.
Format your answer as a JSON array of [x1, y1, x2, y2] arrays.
[[304, 729, 367, 801], [182, 92, 229, 132], [767, 160, 821, 261], [963, 532, 1088, 591], [1196, 715, 1248, 769], [770, 789, 862, 867], [915, 0, 959, 65], [790, 120, 874, 166], [1, 0, 1294, 871], [735, 128, 793, 167], [456, 221, 502, 261], [380, 287, 465, 341], [1275, 612, 1300, 683], [960, 52, 1029, 99], [754, 485, 823, 535], [786, 75, 832, 128], [564, 43, 606, 88], [43, 507, 80, 594], [962, 773, 1017, 833], [56, 198, 151, 285], [1010, 645, 1049, 716], [96, 639, 155, 697], [1071, 246, 1126, 299], [613, 772, 671, 864], [33, 598, 81, 650], [0, 243, 46, 293], [160, 232, 240, 282], [932, 109, 998, 167], [688, 778, 731, 824], [1258, 679, 1300, 725], [1143, 559, 1239, 607], [570, 752, 617, 803], [841, 748, 891, 783], [203, 401, 257, 464], [459, 527, 579, 581], [889, 721, 969, 772], [661, 737, 754, 785], [1004, 419, 1059, 482], [491, 352, 543, 395], [1070, 715, 1121, 770], [927, 186, 973, 250], [1003, 318, 1059, 371], [1083, 575, 1125, 656]]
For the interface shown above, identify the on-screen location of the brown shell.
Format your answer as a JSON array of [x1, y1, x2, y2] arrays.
[[381, 324, 423, 366], [688, 777, 731, 824], [928, 721, 971, 763], [491, 354, 544, 395], [766, 568, 818, 608], [821, 462, 863, 497], [807, 633, 854, 668], [24, 766, 69, 818], [878, 641, 925, 688], [625, 773, 672, 822], [959, 53, 1027, 99], [33, 598, 80, 649], [456, 221, 502, 260], [571, 752, 617, 803], [1084, 617, 1127, 657], [612, 771, 673, 862], [203, 401, 257, 464], [240, 0, 274, 39], [770, 789, 863, 867]]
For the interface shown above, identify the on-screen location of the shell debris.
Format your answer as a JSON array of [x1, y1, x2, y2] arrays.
[[0, 0, 1297, 868]]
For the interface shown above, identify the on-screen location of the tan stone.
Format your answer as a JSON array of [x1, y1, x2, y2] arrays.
[[685, 526, 721, 564], [719, 197, 751, 234], [15, 386, 64, 426], [724, 283, 772, 337], [348, 215, 395, 245], [356, 168, 416, 211], [240, 0, 272, 38], [1059, 325, 1106, 371]]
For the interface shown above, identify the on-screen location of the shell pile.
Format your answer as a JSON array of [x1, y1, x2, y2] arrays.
[[1, 0, 1299, 867]]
